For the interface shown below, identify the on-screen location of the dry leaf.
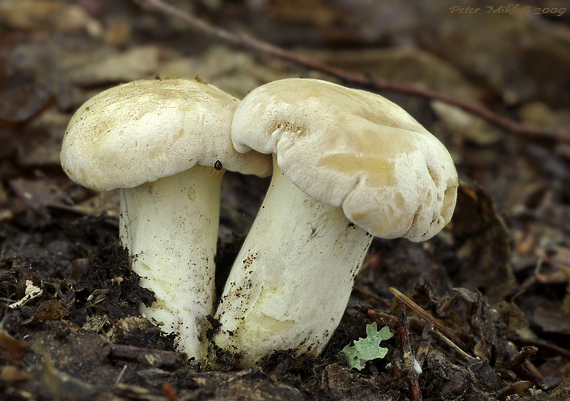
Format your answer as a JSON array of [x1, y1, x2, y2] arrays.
[[24, 300, 67, 324], [0, 0, 100, 34], [0, 365, 32, 381], [0, 332, 29, 363]]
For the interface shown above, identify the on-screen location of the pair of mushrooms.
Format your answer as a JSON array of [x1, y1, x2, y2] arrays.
[[61, 77, 458, 366]]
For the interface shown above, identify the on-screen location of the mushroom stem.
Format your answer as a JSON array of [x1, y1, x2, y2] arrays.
[[213, 156, 372, 366], [120, 164, 224, 359]]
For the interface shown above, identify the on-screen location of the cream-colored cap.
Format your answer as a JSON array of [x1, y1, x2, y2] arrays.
[[61, 78, 272, 191], [232, 78, 458, 242]]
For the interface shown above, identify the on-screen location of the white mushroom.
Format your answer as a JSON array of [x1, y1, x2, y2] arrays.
[[212, 78, 458, 366], [60, 78, 271, 359]]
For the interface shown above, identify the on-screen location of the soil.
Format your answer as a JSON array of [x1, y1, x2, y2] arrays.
[[1, 1, 570, 400]]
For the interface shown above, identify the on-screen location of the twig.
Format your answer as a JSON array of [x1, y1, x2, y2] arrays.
[[513, 345, 538, 366], [515, 338, 570, 359], [162, 383, 181, 401], [114, 365, 128, 386], [0, 297, 15, 304], [396, 302, 423, 401], [46, 203, 119, 228], [415, 321, 433, 368], [432, 329, 474, 360], [390, 287, 469, 351], [105, 344, 186, 370], [496, 381, 533, 399], [134, 0, 570, 144], [509, 346, 545, 385], [367, 309, 398, 327]]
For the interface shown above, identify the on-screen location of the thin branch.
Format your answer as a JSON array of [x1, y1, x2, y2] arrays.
[[105, 343, 186, 369], [432, 329, 474, 360], [396, 302, 423, 401], [135, 0, 570, 144], [46, 203, 119, 228], [390, 287, 469, 352]]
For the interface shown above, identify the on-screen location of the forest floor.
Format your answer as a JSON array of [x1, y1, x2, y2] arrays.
[[1, 0, 570, 400]]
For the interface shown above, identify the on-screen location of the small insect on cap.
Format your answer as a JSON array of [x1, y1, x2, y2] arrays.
[[231, 78, 458, 241], [61, 78, 272, 191]]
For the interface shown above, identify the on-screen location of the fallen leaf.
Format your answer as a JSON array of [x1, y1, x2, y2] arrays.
[[0, 80, 55, 126], [66, 46, 160, 86], [452, 184, 516, 301], [24, 300, 67, 324], [0, 0, 100, 33], [9, 178, 64, 211], [432, 100, 505, 145], [0, 331, 29, 363], [0, 365, 32, 381]]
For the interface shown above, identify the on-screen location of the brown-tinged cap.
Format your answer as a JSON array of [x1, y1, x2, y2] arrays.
[[231, 78, 458, 241]]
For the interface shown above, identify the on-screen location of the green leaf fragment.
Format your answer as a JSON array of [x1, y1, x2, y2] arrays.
[[341, 323, 393, 371]]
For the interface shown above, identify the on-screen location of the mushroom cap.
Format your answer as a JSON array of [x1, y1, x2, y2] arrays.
[[61, 78, 272, 191], [232, 78, 458, 242]]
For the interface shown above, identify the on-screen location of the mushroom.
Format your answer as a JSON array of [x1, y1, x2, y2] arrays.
[[212, 78, 458, 366], [60, 78, 271, 359]]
